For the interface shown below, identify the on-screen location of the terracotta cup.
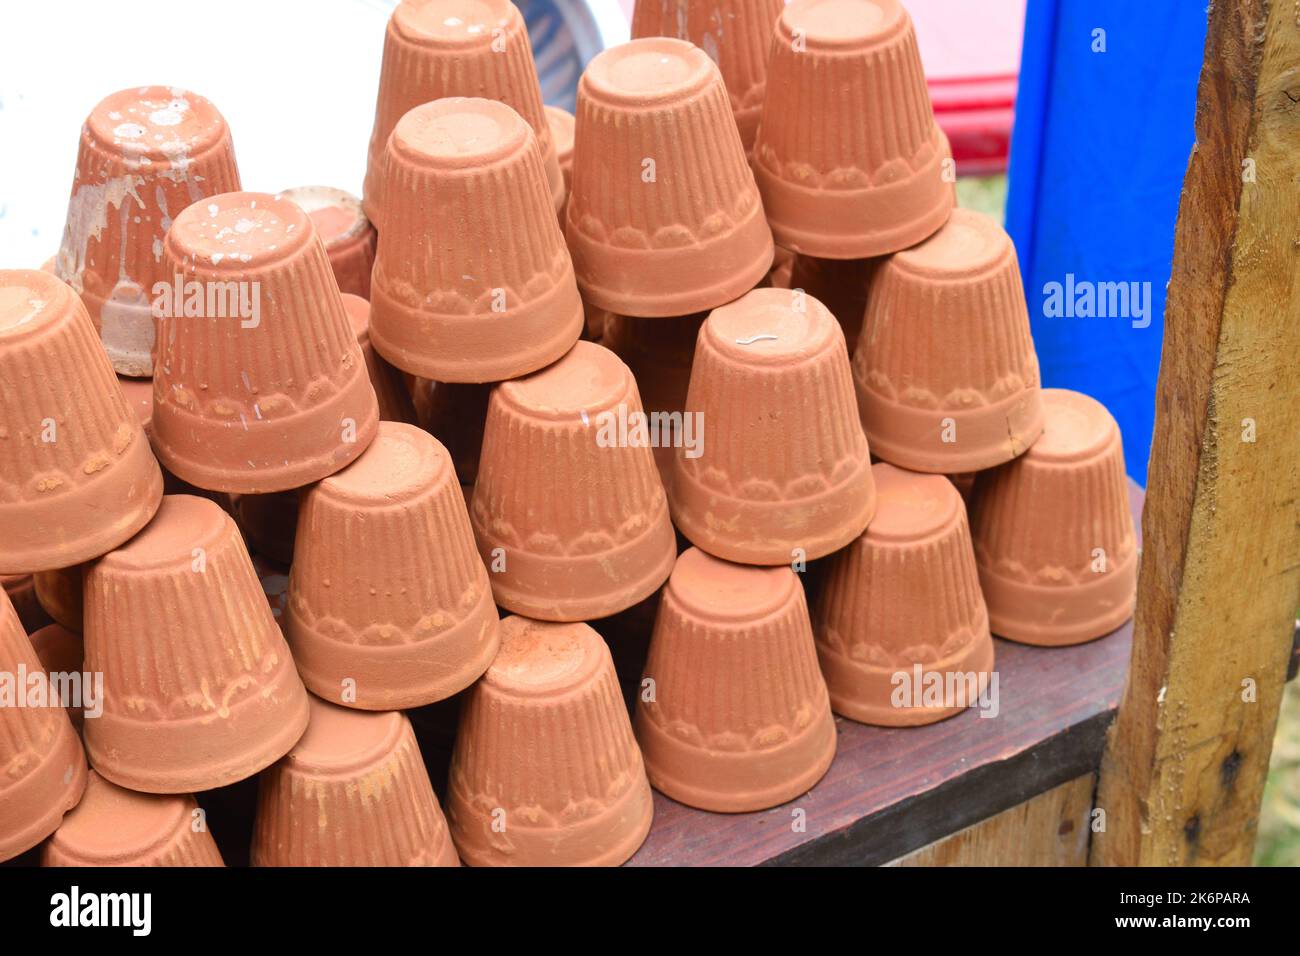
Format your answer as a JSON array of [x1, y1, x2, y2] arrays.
[[84, 495, 310, 793], [281, 186, 378, 300], [287, 422, 500, 710], [814, 464, 995, 725], [55, 86, 242, 376], [447, 616, 653, 866], [340, 293, 417, 425], [34, 564, 85, 632], [635, 548, 836, 811], [28, 622, 86, 731], [971, 389, 1137, 646], [0, 270, 163, 574], [670, 287, 875, 564], [566, 37, 774, 316], [252, 696, 459, 866], [545, 104, 576, 206], [470, 341, 677, 621], [0, 589, 87, 862], [363, 0, 564, 223], [42, 771, 224, 867], [853, 209, 1044, 473], [753, 0, 953, 258], [370, 98, 583, 383], [410, 379, 491, 487], [790, 254, 876, 355], [229, 491, 300, 565], [602, 312, 706, 487], [152, 191, 380, 494], [631, 0, 785, 157]]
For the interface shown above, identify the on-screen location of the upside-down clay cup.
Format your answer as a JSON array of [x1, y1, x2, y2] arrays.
[[853, 209, 1044, 473], [0, 589, 87, 862], [447, 616, 653, 866], [631, 0, 785, 157], [971, 389, 1138, 646], [363, 0, 564, 223], [670, 288, 875, 564], [116, 375, 154, 435], [252, 697, 459, 866], [287, 423, 500, 710], [602, 312, 705, 486], [0, 271, 162, 574], [753, 0, 954, 258], [152, 191, 380, 494], [635, 548, 836, 811], [55, 86, 242, 376], [342, 294, 417, 424], [790, 255, 876, 355], [84, 495, 310, 793], [370, 98, 583, 383], [470, 341, 677, 621], [815, 464, 994, 725], [566, 38, 774, 316], [42, 771, 225, 867], [281, 187, 378, 300]]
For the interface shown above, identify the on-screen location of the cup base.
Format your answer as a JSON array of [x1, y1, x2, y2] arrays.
[[287, 584, 500, 710], [636, 702, 836, 813], [819, 629, 996, 727], [86, 656, 310, 794], [857, 384, 1045, 474], [980, 547, 1138, 647]]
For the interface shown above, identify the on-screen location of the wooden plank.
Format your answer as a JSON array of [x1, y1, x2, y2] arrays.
[[1092, 0, 1300, 866], [625, 484, 1143, 867], [889, 774, 1095, 867]]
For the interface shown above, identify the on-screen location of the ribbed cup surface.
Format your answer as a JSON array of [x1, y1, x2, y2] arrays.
[[55, 86, 241, 374], [0, 589, 87, 861], [635, 548, 835, 810], [370, 98, 582, 382], [853, 210, 1044, 472], [341, 294, 416, 425], [790, 254, 875, 354], [152, 191, 379, 493], [447, 616, 653, 866], [566, 37, 773, 315], [252, 699, 458, 866], [411, 380, 491, 486], [281, 186, 377, 299], [470, 341, 676, 620], [753, 0, 952, 256], [815, 464, 994, 725], [42, 771, 224, 867], [631, 0, 785, 152], [84, 495, 310, 793], [287, 423, 499, 709], [0, 270, 162, 574], [971, 389, 1137, 645], [669, 287, 875, 563], [363, 0, 563, 222]]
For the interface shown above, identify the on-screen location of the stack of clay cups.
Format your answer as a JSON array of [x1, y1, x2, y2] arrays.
[[753, 0, 955, 354], [363, 0, 565, 225]]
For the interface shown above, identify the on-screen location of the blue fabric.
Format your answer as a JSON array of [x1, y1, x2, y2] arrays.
[[1005, 0, 1208, 483]]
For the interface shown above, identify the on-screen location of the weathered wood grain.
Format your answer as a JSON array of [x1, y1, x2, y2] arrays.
[[1092, 0, 1300, 866]]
